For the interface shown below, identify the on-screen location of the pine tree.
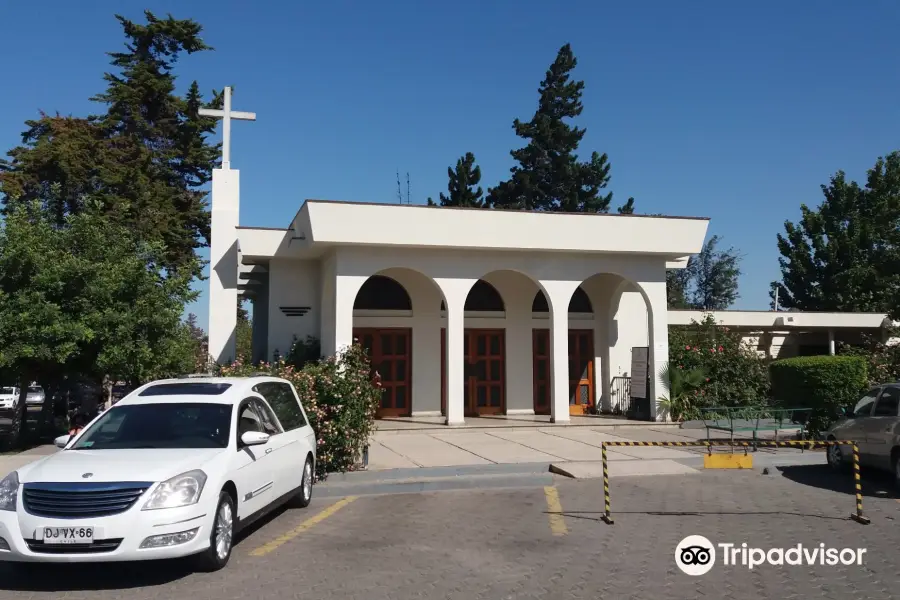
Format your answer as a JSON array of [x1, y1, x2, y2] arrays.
[[772, 152, 900, 315], [427, 152, 486, 207], [666, 269, 691, 308], [666, 236, 741, 310], [689, 236, 741, 310], [0, 11, 219, 278], [488, 44, 633, 214]]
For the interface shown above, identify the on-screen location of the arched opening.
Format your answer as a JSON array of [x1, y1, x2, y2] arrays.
[[440, 280, 505, 312], [353, 275, 412, 311], [531, 285, 596, 416], [440, 276, 514, 418], [352, 272, 424, 419], [531, 287, 592, 313], [585, 273, 653, 419]]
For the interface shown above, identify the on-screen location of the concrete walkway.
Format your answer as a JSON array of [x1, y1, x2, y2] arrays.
[[368, 425, 784, 470]]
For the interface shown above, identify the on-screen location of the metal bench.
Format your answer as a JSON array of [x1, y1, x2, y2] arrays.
[[699, 407, 811, 451]]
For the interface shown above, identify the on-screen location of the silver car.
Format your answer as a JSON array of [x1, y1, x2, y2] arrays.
[[25, 385, 45, 406], [825, 384, 900, 487]]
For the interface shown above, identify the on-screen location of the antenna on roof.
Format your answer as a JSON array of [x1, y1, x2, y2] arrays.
[[396, 170, 402, 203]]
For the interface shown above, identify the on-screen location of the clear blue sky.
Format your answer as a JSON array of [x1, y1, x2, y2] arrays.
[[3, 1, 899, 329]]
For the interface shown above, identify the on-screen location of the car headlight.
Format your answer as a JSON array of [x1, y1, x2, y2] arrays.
[[142, 470, 207, 511], [0, 472, 19, 512]]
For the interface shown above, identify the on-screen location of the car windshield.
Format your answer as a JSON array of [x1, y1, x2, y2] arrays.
[[27, 387, 41, 394], [0, 387, 14, 395], [72, 403, 232, 450]]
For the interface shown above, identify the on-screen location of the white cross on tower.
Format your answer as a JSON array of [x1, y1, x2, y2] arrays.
[[198, 86, 256, 169]]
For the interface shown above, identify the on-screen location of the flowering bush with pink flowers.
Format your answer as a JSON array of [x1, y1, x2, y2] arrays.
[[218, 342, 380, 480], [667, 314, 770, 418]]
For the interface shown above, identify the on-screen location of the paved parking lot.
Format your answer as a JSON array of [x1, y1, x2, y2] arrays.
[[0, 465, 897, 599]]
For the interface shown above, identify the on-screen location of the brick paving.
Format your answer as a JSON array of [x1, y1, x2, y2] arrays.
[[0, 465, 897, 599]]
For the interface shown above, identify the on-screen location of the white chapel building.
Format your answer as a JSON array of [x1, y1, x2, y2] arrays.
[[204, 89, 710, 425]]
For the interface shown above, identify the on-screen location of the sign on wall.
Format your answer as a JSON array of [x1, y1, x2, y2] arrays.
[[630, 346, 649, 399]]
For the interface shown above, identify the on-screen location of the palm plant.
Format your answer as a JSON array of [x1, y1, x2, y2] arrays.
[[658, 362, 707, 421]]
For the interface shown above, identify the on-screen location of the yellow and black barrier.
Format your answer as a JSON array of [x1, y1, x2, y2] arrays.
[[598, 440, 870, 526]]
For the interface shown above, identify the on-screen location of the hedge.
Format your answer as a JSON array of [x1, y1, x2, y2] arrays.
[[769, 355, 868, 436]]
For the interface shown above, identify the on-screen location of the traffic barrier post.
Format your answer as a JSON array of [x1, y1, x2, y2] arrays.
[[599, 440, 870, 526]]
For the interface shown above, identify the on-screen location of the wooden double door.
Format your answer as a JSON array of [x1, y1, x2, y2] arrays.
[[441, 329, 505, 416], [533, 329, 595, 415], [354, 328, 412, 418]]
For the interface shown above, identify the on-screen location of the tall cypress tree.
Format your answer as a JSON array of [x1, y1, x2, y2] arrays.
[[1, 11, 219, 277], [488, 44, 633, 214], [427, 152, 487, 207]]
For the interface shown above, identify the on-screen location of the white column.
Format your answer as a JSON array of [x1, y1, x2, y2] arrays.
[[326, 274, 367, 358], [639, 280, 669, 422], [542, 281, 581, 424], [828, 329, 835, 355], [208, 168, 240, 364], [435, 278, 475, 426]]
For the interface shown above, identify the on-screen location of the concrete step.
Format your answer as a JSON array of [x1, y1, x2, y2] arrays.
[[317, 462, 555, 497], [375, 421, 682, 435]]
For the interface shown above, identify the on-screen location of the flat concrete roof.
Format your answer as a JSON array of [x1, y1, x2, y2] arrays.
[[234, 200, 711, 259], [669, 309, 891, 329]]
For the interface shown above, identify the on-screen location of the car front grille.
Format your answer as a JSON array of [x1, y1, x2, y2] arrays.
[[25, 538, 123, 554], [22, 482, 153, 519]]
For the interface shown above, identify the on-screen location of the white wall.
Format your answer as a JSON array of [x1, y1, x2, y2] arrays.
[[609, 284, 650, 383], [265, 246, 663, 419], [267, 257, 321, 362]]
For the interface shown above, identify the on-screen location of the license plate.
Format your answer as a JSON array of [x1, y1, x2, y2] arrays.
[[42, 526, 94, 544]]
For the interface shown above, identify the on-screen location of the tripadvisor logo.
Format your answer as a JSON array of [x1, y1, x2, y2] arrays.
[[675, 535, 867, 575]]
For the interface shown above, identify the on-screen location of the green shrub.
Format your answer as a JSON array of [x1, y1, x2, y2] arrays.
[[838, 330, 900, 385], [668, 315, 770, 413], [658, 363, 707, 421], [286, 335, 322, 370], [769, 355, 867, 436], [219, 342, 380, 480]]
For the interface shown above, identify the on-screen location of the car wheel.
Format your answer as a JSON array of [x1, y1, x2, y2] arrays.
[[290, 457, 314, 508], [194, 491, 235, 572], [826, 441, 847, 471]]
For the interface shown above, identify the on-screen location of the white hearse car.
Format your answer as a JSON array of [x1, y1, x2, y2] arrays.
[[0, 376, 316, 571]]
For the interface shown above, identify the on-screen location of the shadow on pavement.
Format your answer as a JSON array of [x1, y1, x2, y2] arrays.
[[0, 560, 193, 591], [777, 464, 899, 499], [0, 504, 292, 591], [556, 510, 850, 523]]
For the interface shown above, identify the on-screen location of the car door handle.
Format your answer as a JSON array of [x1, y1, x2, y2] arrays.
[[265, 448, 273, 454]]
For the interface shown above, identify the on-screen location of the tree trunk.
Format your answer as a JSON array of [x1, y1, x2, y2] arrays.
[[35, 380, 58, 441], [8, 376, 30, 450]]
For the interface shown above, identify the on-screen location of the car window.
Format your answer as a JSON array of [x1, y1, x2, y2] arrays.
[[254, 382, 307, 431], [873, 387, 900, 417], [237, 401, 264, 438], [71, 403, 231, 449], [852, 389, 879, 417], [1, 387, 15, 395], [27, 387, 41, 394], [252, 398, 282, 435]]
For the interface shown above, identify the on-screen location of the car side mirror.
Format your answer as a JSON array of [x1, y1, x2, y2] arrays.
[[240, 431, 270, 447], [54, 435, 70, 449]]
